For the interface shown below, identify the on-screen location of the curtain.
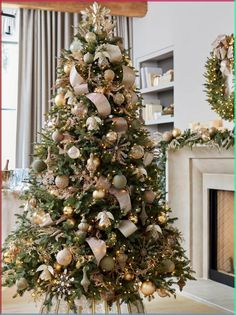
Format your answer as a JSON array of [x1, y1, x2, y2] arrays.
[[16, 10, 133, 168]]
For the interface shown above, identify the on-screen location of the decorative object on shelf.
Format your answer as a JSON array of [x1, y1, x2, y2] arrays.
[[159, 69, 174, 84], [162, 104, 174, 116], [204, 34, 234, 121]]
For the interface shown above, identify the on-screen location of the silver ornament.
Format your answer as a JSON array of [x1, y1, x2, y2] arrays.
[[85, 32, 96, 43], [67, 146, 81, 159], [70, 38, 83, 53], [83, 52, 94, 63]]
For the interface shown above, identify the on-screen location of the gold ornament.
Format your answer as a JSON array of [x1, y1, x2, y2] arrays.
[[112, 174, 127, 189], [55, 175, 69, 189], [158, 212, 167, 224], [106, 131, 118, 142], [157, 288, 169, 297], [96, 211, 114, 229], [161, 259, 175, 273], [56, 248, 72, 266], [201, 133, 211, 142], [172, 128, 181, 138], [31, 209, 46, 225], [66, 218, 76, 228], [209, 126, 217, 137], [86, 153, 100, 174], [55, 93, 66, 107], [64, 63, 72, 74], [113, 93, 125, 105], [78, 217, 90, 232], [71, 102, 88, 118], [63, 205, 74, 217], [116, 251, 128, 269], [83, 52, 94, 63], [144, 190, 156, 204], [124, 271, 134, 281], [29, 198, 37, 208], [95, 176, 111, 191], [104, 69, 115, 81], [54, 262, 62, 273], [52, 130, 64, 142], [162, 131, 173, 142], [100, 256, 115, 272], [85, 32, 97, 43], [129, 145, 145, 159], [93, 189, 105, 200], [16, 278, 28, 291], [140, 281, 156, 296], [76, 257, 85, 269], [32, 159, 47, 173], [128, 213, 138, 224]]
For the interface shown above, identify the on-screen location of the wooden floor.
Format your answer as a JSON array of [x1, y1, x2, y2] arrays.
[[2, 287, 229, 314]]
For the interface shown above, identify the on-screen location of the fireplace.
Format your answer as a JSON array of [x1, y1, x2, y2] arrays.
[[209, 189, 234, 287]]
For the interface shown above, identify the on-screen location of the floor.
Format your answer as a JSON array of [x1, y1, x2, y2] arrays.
[[2, 280, 234, 314]]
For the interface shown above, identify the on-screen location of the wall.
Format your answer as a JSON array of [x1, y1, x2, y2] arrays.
[[133, 2, 234, 129]]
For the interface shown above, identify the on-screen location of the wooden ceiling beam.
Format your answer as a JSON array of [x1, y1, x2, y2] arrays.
[[2, 1, 147, 17]]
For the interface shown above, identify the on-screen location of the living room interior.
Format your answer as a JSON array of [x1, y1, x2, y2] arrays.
[[2, 1, 234, 314]]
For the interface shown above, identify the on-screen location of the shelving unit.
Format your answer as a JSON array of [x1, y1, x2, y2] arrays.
[[137, 46, 174, 133]]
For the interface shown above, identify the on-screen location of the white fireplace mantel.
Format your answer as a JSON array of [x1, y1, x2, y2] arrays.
[[166, 146, 234, 278]]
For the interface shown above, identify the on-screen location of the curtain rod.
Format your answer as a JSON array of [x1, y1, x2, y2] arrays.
[[1, 12, 16, 18]]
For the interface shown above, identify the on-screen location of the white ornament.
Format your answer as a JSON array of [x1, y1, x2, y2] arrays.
[[36, 264, 54, 281], [84, 52, 94, 63], [67, 146, 81, 159], [56, 248, 72, 266], [70, 38, 83, 53], [85, 32, 97, 43], [96, 211, 114, 228], [81, 266, 90, 292], [86, 116, 102, 131]]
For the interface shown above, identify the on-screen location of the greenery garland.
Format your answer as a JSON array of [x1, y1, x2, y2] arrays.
[[204, 34, 234, 121]]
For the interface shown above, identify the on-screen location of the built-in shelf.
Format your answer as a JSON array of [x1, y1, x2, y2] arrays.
[[140, 81, 174, 94], [145, 115, 174, 126]]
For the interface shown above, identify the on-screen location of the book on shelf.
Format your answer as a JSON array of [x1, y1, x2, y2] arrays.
[[142, 102, 162, 121]]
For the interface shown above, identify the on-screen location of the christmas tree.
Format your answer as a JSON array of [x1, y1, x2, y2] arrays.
[[2, 3, 194, 312]]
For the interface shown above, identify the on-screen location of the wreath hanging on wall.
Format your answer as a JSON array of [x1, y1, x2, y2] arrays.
[[204, 34, 234, 121]]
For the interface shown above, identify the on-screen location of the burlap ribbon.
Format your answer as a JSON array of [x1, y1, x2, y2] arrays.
[[70, 66, 89, 96], [109, 187, 131, 214], [86, 237, 107, 265], [122, 66, 136, 88], [118, 220, 138, 237], [86, 93, 111, 118]]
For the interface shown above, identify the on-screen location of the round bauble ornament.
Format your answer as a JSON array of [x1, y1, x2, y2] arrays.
[[172, 128, 181, 138], [70, 38, 82, 53], [209, 127, 217, 137], [93, 189, 105, 200], [144, 190, 156, 204], [54, 262, 62, 273], [201, 133, 211, 142], [106, 131, 118, 143], [85, 32, 96, 43], [100, 256, 115, 272], [31, 209, 46, 225], [100, 290, 115, 302], [56, 248, 72, 266], [113, 93, 125, 105], [161, 259, 175, 273], [55, 175, 69, 189], [83, 52, 94, 64], [78, 218, 89, 232], [16, 278, 28, 291], [66, 218, 76, 228], [93, 156, 101, 167], [67, 146, 81, 159], [158, 212, 167, 224], [157, 288, 169, 297], [140, 281, 156, 296], [124, 271, 135, 281], [64, 63, 72, 74], [32, 159, 47, 173], [116, 252, 128, 266], [129, 145, 145, 159], [55, 93, 66, 107], [112, 174, 127, 189], [63, 205, 74, 217], [162, 131, 173, 142], [104, 69, 115, 81], [128, 213, 138, 224], [52, 130, 64, 142]]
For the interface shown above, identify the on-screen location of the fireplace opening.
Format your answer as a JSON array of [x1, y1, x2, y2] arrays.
[[209, 189, 234, 287]]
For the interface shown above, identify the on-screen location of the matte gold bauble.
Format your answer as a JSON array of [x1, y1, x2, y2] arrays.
[[144, 190, 156, 204], [55, 175, 69, 189], [157, 288, 169, 297], [129, 145, 145, 159], [113, 93, 125, 105], [32, 159, 47, 173], [63, 205, 74, 217], [78, 218, 89, 232], [116, 252, 128, 265], [54, 262, 62, 273], [172, 128, 181, 138], [85, 32, 96, 43], [93, 156, 101, 167], [161, 259, 175, 273], [56, 248, 72, 266], [55, 93, 66, 107], [112, 174, 127, 189], [16, 278, 28, 291], [64, 63, 72, 74], [66, 218, 76, 228], [100, 256, 115, 272], [140, 281, 156, 296], [93, 189, 105, 200], [106, 131, 118, 142], [83, 52, 94, 64], [104, 69, 115, 81], [158, 212, 167, 224], [124, 271, 135, 281], [209, 127, 217, 137], [128, 213, 138, 224], [52, 130, 64, 142], [201, 133, 211, 142], [162, 131, 173, 142]]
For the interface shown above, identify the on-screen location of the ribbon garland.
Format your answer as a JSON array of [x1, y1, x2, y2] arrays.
[[86, 93, 111, 118], [118, 220, 138, 237], [109, 187, 131, 214], [86, 237, 107, 265]]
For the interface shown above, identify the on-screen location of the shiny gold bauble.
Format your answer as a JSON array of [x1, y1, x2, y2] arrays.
[[201, 133, 211, 142], [140, 281, 156, 296], [129, 145, 145, 159], [172, 128, 181, 138], [85, 32, 97, 43], [64, 63, 72, 74], [56, 248, 72, 266], [112, 174, 127, 189], [54, 262, 62, 273], [161, 259, 175, 273], [75, 257, 85, 269], [66, 218, 76, 228], [55, 175, 69, 189], [124, 271, 135, 281], [52, 130, 64, 142], [63, 205, 74, 217], [144, 190, 156, 204], [128, 213, 138, 224], [106, 131, 118, 142], [162, 131, 173, 142], [55, 93, 66, 107], [158, 212, 167, 224], [93, 156, 101, 167], [32, 209, 46, 225], [104, 69, 115, 81], [209, 127, 217, 137], [113, 93, 125, 105], [15, 259, 23, 267], [93, 189, 105, 200], [116, 252, 128, 264], [100, 256, 115, 272]]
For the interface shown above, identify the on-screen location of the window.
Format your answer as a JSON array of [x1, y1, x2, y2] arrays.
[[1, 9, 19, 170]]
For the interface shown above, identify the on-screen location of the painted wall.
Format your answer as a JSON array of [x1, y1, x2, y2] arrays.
[[132, 2, 234, 129]]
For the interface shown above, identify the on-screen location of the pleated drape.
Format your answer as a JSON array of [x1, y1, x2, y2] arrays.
[[16, 10, 133, 168]]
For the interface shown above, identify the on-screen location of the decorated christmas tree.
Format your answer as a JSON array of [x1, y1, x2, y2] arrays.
[[2, 3, 194, 312]]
